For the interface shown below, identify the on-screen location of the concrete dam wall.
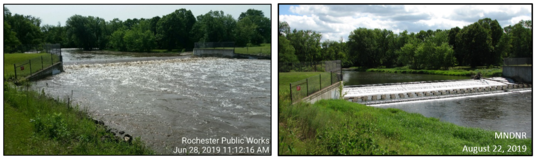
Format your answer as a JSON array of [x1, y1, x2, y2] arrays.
[[343, 77, 531, 105], [502, 66, 532, 83]]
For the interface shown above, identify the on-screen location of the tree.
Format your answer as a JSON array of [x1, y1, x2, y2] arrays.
[[237, 9, 270, 45], [348, 28, 382, 67], [157, 8, 196, 51], [235, 16, 258, 47], [279, 21, 291, 36], [5, 13, 42, 47], [108, 28, 127, 51], [191, 10, 235, 44], [4, 21, 21, 53], [287, 29, 322, 62], [278, 36, 298, 63], [505, 20, 532, 58]]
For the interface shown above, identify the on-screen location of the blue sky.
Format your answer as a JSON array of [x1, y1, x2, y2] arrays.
[[279, 4, 532, 42]]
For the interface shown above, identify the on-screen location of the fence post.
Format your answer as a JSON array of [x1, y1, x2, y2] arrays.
[[319, 74, 322, 91], [29, 60, 32, 75], [14, 64, 17, 79], [331, 71, 333, 84], [51, 53, 53, 65], [41, 56, 44, 70], [306, 78, 309, 95], [290, 83, 293, 103]]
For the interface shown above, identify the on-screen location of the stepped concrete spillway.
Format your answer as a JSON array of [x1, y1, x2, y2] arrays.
[[343, 77, 531, 105]]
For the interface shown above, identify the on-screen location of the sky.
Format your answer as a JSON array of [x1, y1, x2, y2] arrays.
[[279, 4, 532, 42], [4, 4, 271, 26]]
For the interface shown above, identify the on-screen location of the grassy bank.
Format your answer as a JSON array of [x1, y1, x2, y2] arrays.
[[278, 99, 531, 155], [366, 67, 502, 77], [4, 83, 153, 155]]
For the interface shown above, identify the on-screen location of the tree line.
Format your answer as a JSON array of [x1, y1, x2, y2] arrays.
[[4, 7, 270, 53], [279, 18, 532, 69]]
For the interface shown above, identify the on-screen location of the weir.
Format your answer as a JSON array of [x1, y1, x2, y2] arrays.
[[343, 77, 531, 105]]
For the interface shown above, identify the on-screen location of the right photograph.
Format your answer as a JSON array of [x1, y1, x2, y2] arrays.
[[278, 4, 532, 155]]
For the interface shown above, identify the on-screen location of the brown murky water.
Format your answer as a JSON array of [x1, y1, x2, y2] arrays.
[[32, 49, 271, 154]]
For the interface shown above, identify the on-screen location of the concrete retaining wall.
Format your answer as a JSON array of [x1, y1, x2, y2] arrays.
[[503, 66, 532, 83], [194, 49, 235, 58], [302, 81, 343, 104], [19, 62, 63, 82]]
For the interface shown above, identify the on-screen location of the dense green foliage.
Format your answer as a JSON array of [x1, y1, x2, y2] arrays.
[[278, 18, 532, 69], [4, 7, 270, 53]]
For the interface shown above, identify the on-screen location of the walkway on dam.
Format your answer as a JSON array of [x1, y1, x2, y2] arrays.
[[343, 77, 531, 105]]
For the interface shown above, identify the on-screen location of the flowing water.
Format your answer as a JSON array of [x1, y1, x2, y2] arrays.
[[343, 71, 532, 138], [32, 49, 271, 154]]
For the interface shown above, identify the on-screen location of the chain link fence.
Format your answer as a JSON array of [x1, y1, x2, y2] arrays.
[[11, 44, 62, 80], [279, 60, 342, 73], [504, 58, 532, 66], [278, 61, 325, 72], [194, 42, 235, 49]]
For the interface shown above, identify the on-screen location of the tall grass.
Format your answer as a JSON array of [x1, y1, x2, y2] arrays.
[[4, 83, 153, 155], [278, 99, 531, 155]]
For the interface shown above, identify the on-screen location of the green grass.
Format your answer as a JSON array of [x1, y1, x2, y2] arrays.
[[234, 43, 271, 56], [278, 99, 532, 155], [366, 67, 503, 77], [4, 53, 60, 80], [3, 83, 154, 155], [278, 72, 333, 94]]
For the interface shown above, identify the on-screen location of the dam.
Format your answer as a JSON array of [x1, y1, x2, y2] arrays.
[[343, 77, 531, 105]]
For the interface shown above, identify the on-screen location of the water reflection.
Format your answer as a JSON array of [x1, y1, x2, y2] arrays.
[[376, 91, 532, 138]]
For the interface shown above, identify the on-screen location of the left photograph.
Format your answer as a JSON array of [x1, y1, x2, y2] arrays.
[[4, 4, 271, 155]]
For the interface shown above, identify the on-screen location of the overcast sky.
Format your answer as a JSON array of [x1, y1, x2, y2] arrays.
[[279, 4, 532, 42], [5, 4, 271, 26]]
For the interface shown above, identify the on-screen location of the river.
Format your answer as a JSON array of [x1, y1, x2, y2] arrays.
[[343, 71, 532, 138], [32, 49, 271, 154]]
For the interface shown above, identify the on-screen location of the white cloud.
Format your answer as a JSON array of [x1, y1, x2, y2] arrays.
[[280, 4, 531, 42]]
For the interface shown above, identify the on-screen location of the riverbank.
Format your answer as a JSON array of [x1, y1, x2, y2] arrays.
[[278, 98, 531, 155], [3, 53, 153, 154], [3, 82, 153, 155]]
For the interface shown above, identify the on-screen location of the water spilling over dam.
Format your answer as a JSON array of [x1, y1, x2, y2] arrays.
[[343, 77, 531, 105]]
